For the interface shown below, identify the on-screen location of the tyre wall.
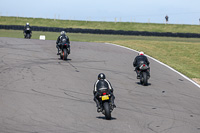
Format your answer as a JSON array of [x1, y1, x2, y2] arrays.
[[0, 25, 200, 38]]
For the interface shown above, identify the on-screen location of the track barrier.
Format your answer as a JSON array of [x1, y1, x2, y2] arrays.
[[1, 25, 200, 38]]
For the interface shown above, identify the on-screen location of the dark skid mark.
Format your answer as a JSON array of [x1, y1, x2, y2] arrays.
[[64, 92, 82, 100], [39, 66, 46, 70], [67, 61, 79, 72], [31, 89, 92, 104], [59, 88, 93, 96], [70, 60, 105, 64]]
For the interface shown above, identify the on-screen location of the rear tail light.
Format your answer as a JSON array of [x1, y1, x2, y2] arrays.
[[143, 64, 146, 66], [103, 93, 107, 95]]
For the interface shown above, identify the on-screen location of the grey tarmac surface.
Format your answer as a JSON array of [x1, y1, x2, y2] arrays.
[[0, 37, 200, 133]]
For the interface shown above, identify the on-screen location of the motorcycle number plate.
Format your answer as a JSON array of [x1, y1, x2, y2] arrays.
[[102, 95, 109, 101]]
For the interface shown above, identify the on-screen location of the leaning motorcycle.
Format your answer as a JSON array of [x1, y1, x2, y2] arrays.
[[137, 61, 150, 86], [99, 90, 114, 120], [59, 38, 69, 60], [24, 28, 31, 39]]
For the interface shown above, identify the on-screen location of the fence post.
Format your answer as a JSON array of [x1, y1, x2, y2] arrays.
[[54, 14, 56, 21]]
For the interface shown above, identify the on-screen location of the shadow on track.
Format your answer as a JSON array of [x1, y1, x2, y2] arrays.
[[136, 82, 151, 86], [58, 58, 72, 61], [96, 116, 117, 120]]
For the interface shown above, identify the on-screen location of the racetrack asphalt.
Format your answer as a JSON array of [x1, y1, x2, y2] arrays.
[[0, 37, 200, 133]]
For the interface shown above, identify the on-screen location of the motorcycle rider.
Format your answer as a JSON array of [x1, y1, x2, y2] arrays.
[[23, 23, 32, 37], [93, 73, 116, 113], [56, 31, 70, 55], [133, 51, 150, 78]]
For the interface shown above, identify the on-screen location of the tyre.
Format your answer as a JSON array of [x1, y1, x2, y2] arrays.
[[143, 72, 148, 86], [26, 34, 31, 39], [140, 73, 143, 84], [63, 48, 68, 60], [103, 102, 111, 120]]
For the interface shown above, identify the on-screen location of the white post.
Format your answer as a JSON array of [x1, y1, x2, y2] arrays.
[[54, 14, 56, 21]]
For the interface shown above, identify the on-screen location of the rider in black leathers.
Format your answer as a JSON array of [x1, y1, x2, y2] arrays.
[[56, 31, 70, 55], [93, 73, 116, 112], [23, 23, 32, 37], [133, 51, 150, 78]]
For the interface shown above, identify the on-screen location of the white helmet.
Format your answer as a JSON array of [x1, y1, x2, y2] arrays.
[[26, 23, 29, 25], [138, 51, 144, 55], [60, 31, 66, 35]]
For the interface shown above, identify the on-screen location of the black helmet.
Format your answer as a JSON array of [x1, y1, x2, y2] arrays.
[[98, 73, 106, 80]]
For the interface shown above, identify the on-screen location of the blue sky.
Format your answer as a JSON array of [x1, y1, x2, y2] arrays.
[[1, 0, 200, 25]]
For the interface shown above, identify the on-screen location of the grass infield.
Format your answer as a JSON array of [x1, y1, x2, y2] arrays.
[[1, 16, 200, 33]]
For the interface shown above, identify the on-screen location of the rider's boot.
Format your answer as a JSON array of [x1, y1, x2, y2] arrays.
[[57, 49, 60, 55], [110, 95, 116, 109], [136, 71, 140, 79], [94, 97, 102, 113]]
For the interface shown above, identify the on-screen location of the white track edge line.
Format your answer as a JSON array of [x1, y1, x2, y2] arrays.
[[105, 42, 200, 88]]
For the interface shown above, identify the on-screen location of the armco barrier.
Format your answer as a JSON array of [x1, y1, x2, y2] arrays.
[[1, 25, 200, 38]]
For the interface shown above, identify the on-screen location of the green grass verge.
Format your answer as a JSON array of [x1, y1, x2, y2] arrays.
[[1, 16, 200, 33], [0, 29, 199, 79]]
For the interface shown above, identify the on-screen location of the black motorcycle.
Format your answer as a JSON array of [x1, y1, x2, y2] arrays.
[[24, 28, 32, 39], [59, 38, 70, 60], [98, 89, 114, 120], [137, 61, 150, 86]]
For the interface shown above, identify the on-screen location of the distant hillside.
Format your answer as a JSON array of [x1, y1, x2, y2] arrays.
[[0, 16, 200, 33]]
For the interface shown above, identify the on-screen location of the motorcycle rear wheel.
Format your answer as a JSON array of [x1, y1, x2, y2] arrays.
[[63, 48, 68, 60], [143, 72, 148, 86], [140, 73, 143, 84], [103, 102, 111, 120]]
